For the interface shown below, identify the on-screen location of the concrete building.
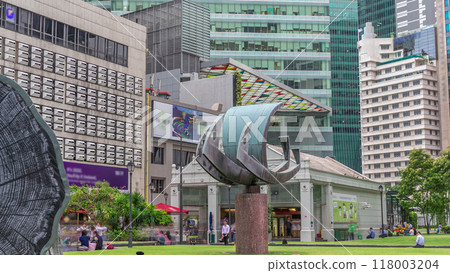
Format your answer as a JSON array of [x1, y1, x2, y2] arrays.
[[0, 0, 146, 191], [395, 0, 436, 35], [358, 23, 447, 185], [174, 146, 384, 243]]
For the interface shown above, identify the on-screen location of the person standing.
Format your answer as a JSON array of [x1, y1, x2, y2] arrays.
[[348, 224, 355, 240], [220, 220, 230, 245], [286, 217, 292, 237], [96, 222, 107, 236], [437, 224, 442, 234], [414, 231, 425, 247]]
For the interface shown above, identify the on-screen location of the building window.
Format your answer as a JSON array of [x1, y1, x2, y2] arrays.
[[404, 131, 411, 136], [372, 88, 378, 94], [395, 66, 402, 72], [374, 154, 380, 159], [405, 63, 412, 69], [373, 126, 379, 131], [392, 94, 399, 99], [150, 179, 164, 193], [383, 144, 390, 149], [375, 173, 381, 178], [394, 152, 401, 157], [385, 68, 392, 73], [374, 145, 380, 150], [403, 111, 410, 117], [403, 91, 409, 97], [404, 141, 411, 146], [383, 115, 389, 120], [383, 134, 389, 139], [414, 109, 421, 115], [374, 164, 380, 169], [394, 142, 400, 147], [403, 101, 410, 107], [415, 129, 422, 135], [414, 99, 421, 105], [373, 135, 380, 140], [381, 44, 390, 50], [394, 162, 401, 167], [151, 147, 165, 164], [382, 96, 388, 101], [381, 86, 388, 92], [392, 104, 399, 109], [383, 124, 389, 129], [373, 116, 379, 121], [446, 24, 450, 33], [414, 120, 421, 125], [381, 53, 390, 59], [402, 82, 409, 88], [413, 90, 420, 95], [415, 140, 422, 145], [393, 132, 400, 138], [382, 105, 389, 111], [385, 172, 391, 178], [372, 98, 379, 103], [173, 149, 195, 167], [404, 121, 410, 127]]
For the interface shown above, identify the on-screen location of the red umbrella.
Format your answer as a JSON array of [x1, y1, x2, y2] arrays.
[[155, 203, 189, 215]]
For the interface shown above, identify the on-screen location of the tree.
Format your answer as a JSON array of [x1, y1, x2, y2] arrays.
[[398, 149, 434, 234], [65, 181, 119, 224], [398, 149, 450, 234]]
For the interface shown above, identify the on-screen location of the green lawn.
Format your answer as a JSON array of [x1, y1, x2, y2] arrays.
[[64, 244, 450, 255], [271, 234, 450, 246]]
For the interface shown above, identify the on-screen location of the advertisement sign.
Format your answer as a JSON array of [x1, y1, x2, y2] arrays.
[[5, 4, 15, 23], [63, 161, 128, 189], [332, 193, 357, 224], [153, 101, 217, 143]]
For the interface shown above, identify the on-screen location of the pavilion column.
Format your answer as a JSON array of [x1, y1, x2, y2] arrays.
[[207, 184, 219, 244], [321, 184, 334, 242], [300, 180, 315, 242]]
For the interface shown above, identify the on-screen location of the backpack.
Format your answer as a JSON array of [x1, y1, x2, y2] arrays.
[[106, 244, 114, 249]]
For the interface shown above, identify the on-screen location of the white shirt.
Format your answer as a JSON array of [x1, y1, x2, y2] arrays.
[[222, 224, 230, 234], [416, 234, 425, 246]]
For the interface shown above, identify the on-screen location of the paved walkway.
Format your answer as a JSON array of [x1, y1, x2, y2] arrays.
[[268, 243, 450, 248]]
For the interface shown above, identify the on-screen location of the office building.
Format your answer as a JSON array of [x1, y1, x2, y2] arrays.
[[395, 0, 436, 35], [358, 24, 446, 185], [0, 0, 147, 191], [330, 0, 362, 172], [358, 0, 396, 38]]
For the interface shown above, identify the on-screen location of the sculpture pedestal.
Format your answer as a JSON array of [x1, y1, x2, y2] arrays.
[[236, 186, 268, 254]]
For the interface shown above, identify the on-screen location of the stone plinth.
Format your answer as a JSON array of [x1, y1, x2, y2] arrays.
[[235, 186, 268, 254]]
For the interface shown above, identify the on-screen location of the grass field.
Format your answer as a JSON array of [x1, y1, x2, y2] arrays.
[[65, 234, 450, 255]]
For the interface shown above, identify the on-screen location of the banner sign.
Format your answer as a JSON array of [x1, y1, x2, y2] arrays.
[[63, 161, 128, 189], [332, 193, 358, 224]]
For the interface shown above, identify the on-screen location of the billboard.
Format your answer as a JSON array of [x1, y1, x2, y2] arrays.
[[152, 101, 217, 143], [64, 161, 128, 189], [332, 193, 358, 224]]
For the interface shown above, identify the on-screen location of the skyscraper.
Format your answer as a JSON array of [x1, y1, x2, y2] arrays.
[[358, 0, 396, 38]]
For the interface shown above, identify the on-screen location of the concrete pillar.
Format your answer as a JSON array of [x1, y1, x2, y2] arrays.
[[300, 181, 315, 242], [236, 185, 268, 254], [170, 186, 180, 235], [321, 184, 334, 242], [207, 184, 219, 244]]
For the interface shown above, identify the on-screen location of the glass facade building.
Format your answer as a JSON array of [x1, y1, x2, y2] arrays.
[[329, 0, 361, 172], [358, 0, 396, 38]]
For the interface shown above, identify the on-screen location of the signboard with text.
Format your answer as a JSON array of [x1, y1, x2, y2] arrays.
[[63, 161, 128, 189], [332, 193, 358, 224]]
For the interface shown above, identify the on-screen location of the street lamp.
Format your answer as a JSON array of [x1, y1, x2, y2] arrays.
[[179, 135, 183, 245], [227, 185, 231, 243], [127, 161, 135, 248], [150, 180, 154, 240], [164, 192, 168, 204], [426, 192, 429, 234], [379, 184, 384, 230]]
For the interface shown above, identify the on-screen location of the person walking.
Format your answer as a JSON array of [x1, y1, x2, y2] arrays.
[[220, 220, 230, 245], [286, 217, 292, 237], [414, 231, 425, 248]]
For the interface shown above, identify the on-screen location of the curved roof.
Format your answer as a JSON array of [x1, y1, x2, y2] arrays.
[[200, 58, 331, 113]]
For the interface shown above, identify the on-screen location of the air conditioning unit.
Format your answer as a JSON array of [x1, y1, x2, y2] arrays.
[[54, 81, 64, 88], [135, 89, 143, 96], [97, 91, 106, 99], [43, 64, 53, 72], [96, 124, 106, 131], [76, 113, 86, 121], [116, 159, 124, 166], [77, 74, 87, 81], [97, 118, 106, 125], [106, 119, 115, 127], [42, 77, 53, 85], [125, 148, 133, 155], [75, 154, 86, 161], [17, 57, 28, 65], [86, 115, 96, 123], [65, 97, 76, 105], [67, 57, 76, 65], [96, 150, 106, 157], [98, 79, 107, 86], [64, 152, 75, 160], [4, 53, 16, 63], [107, 133, 116, 140], [117, 72, 125, 80], [126, 80, 134, 87], [66, 64, 76, 71], [54, 109, 64, 116], [134, 155, 142, 162], [54, 95, 64, 103], [117, 84, 125, 91], [54, 88, 64, 96], [135, 162, 142, 168], [30, 74, 41, 83], [126, 75, 134, 82], [116, 128, 125, 135], [87, 102, 97, 110], [77, 101, 87, 108], [76, 121, 86, 127], [136, 78, 143, 85], [18, 50, 29, 58], [125, 154, 133, 161], [125, 136, 133, 142], [65, 91, 76, 99], [65, 111, 75, 119], [125, 86, 134, 93], [4, 68, 15, 77], [86, 155, 96, 162], [55, 54, 65, 62], [66, 83, 76, 91], [107, 126, 115, 133], [42, 114, 53, 123], [107, 101, 116, 107], [77, 67, 87, 74], [126, 104, 134, 111], [98, 73, 107, 80], [106, 158, 115, 165], [117, 79, 125, 85], [17, 79, 29, 89], [86, 149, 96, 156], [17, 71, 29, 80], [76, 127, 86, 134], [77, 93, 87, 100], [98, 66, 107, 74], [66, 70, 76, 78], [31, 47, 42, 55], [134, 149, 142, 156], [88, 64, 97, 71], [87, 70, 97, 77], [88, 76, 97, 83], [87, 96, 96, 103], [106, 151, 115, 158], [53, 116, 63, 124], [56, 138, 64, 147], [97, 143, 106, 150], [107, 82, 117, 89], [54, 67, 65, 75], [18, 43, 29, 51], [42, 92, 53, 100], [65, 138, 75, 146], [65, 125, 75, 133], [53, 124, 63, 131], [43, 50, 54, 58], [55, 61, 65, 69], [64, 146, 75, 153], [106, 107, 116, 115], [42, 85, 53, 93], [116, 153, 124, 159], [77, 61, 87, 69], [44, 57, 54, 65], [97, 131, 106, 138], [4, 45, 15, 55], [108, 69, 117, 77], [87, 89, 97, 96], [107, 76, 116, 83], [97, 98, 106, 105], [96, 157, 106, 163], [117, 110, 125, 116], [87, 122, 96, 130], [134, 138, 142, 144], [30, 83, 41, 91], [86, 129, 96, 136], [30, 60, 41, 68]]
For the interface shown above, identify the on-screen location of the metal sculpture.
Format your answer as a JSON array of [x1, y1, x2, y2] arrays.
[[0, 75, 70, 255], [196, 103, 300, 186]]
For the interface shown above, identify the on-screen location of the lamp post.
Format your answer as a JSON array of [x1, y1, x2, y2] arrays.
[[227, 185, 231, 243], [179, 135, 183, 245], [127, 161, 135, 248], [379, 184, 384, 230], [426, 192, 429, 234], [150, 180, 154, 240], [164, 192, 168, 204]]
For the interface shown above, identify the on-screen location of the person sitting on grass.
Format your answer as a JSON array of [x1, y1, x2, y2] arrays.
[[78, 230, 90, 250], [157, 231, 166, 245], [366, 227, 375, 239], [91, 231, 103, 250], [437, 224, 442, 234], [379, 227, 387, 238], [414, 231, 425, 248]]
